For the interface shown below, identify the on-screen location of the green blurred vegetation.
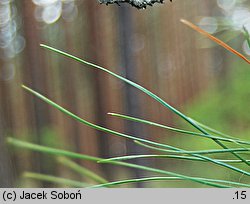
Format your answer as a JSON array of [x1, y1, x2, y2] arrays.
[[158, 60, 250, 188], [185, 61, 250, 140]]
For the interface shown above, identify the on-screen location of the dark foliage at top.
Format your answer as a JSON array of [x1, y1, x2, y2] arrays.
[[98, 0, 172, 9]]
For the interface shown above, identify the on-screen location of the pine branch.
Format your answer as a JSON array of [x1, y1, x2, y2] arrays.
[[98, 0, 172, 9]]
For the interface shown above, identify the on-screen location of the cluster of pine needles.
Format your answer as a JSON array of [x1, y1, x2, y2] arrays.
[[7, 19, 250, 188]]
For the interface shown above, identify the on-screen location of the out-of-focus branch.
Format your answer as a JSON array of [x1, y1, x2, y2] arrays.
[[98, 0, 172, 9]]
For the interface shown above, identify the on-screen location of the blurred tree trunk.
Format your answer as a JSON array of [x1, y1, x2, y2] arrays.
[[0, 79, 13, 187], [0, 55, 14, 187], [21, 0, 51, 186], [117, 5, 149, 186], [0, 118, 13, 187], [83, 1, 121, 179]]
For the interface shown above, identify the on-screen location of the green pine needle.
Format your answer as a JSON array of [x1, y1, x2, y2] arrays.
[[20, 85, 250, 176], [7, 137, 230, 188], [39, 44, 250, 166]]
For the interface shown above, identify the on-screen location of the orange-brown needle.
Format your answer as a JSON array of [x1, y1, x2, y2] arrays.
[[181, 19, 250, 64]]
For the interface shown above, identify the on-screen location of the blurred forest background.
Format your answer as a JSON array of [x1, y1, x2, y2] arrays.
[[0, 0, 250, 187]]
